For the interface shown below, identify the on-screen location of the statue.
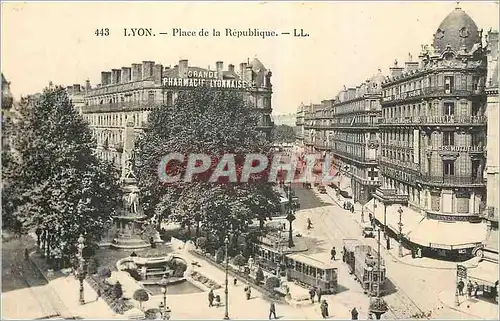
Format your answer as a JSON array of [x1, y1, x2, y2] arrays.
[[123, 151, 136, 179], [408, 53, 412, 62], [128, 190, 140, 214], [248, 257, 254, 270]]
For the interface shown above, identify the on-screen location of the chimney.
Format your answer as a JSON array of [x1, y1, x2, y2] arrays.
[[347, 88, 356, 100], [179, 59, 188, 77], [390, 59, 404, 78], [66, 86, 73, 94], [228, 64, 235, 73], [142, 61, 155, 79], [131, 64, 142, 82], [153, 64, 163, 84], [239, 62, 248, 78], [245, 65, 253, 83], [73, 84, 81, 93], [85, 79, 91, 91], [111, 69, 121, 84], [121, 67, 131, 83], [101, 71, 111, 86], [216, 61, 223, 79]]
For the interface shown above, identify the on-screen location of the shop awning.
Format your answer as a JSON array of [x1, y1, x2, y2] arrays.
[[468, 260, 499, 287], [372, 204, 424, 235], [484, 229, 499, 252], [408, 220, 488, 250], [338, 175, 352, 197]]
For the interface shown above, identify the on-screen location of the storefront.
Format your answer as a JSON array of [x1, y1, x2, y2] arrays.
[[467, 259, 498, 302]]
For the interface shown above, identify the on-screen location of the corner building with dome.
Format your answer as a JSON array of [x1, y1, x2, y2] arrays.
[[80, 58, 274, 169], [298, 5, 499, 261]]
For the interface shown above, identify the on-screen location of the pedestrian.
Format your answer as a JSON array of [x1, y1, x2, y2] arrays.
[[320, 300, 329, 319], [350, 206, 354, 213], [331, 247, 337, 261], [457, 279, 465, 296], [246, 286, 252, 300], [215, 294, 221, 307], [467, 280, 473, 298], [96, 288, 101, 302], [208, 289, 214, 307], [233, 277, 238, 286], [474, 282, 479, 298], [343, 202, 347, 209], [269, 302, 276, 319], [351, 307, 358, 320], [369, 212, 373, 222], [309, 287, 316, 303], [317, 288, 322, 302]]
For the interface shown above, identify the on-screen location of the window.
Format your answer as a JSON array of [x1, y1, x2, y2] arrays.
[[443, 132, 454, 146], [148, 91, 155, 102], [443, 160, 455, 176], [444, 76, 454, 93], [443, 102, 455, 116]]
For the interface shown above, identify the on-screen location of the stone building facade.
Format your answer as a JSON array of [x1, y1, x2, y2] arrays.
[[80, 58, 274, 170], [378, 6, 488, 222]]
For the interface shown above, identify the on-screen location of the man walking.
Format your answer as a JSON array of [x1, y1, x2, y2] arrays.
[[320, 300, 329, 319], [331, 247, 337, 261], [351, 307, 359, 320], [208, 289, 214, 307], [467, 280, 473, 298], [269, 302, 277, 319], [309, 287, 316, 303], [457, 279, 465, 296]]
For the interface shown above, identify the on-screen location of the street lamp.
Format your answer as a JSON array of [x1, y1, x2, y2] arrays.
[[397, 206, 404, 258], [159, 301, 171, 320], [224, 236, 230, 320], [159, 274, 169, 320], [369, 227, 388, 320], [77, 234, 86, 305]]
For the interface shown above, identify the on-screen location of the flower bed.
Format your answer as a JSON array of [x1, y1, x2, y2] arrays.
[[86, 274, 133, 314], [189, 249, 285, 303], [189, 271, 222, 290]]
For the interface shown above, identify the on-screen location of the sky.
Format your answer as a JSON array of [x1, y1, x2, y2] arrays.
[[1, 1, 499, 114]]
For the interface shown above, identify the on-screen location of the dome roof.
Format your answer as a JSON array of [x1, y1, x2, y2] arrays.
[[250, 58, 266, 72], [369, 69, 385, 83], [433, 7, 480, 54]]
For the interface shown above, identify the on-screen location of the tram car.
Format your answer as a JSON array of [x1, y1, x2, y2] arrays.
[[285, 253, 338, 294], [342, 239, 387, 296]]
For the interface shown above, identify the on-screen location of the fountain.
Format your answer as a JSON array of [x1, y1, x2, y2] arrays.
[[110, 118, 155, 250]]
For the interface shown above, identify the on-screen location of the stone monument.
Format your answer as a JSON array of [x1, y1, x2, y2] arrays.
[[111, 117, 150, 250]]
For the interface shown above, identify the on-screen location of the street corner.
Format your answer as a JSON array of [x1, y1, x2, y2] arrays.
[[438, 290, 499, 319]]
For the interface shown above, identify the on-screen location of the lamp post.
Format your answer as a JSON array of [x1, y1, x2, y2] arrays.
[[361, 187, 365, 223], [286, 182, 296, 248], [397, 206, 404, 258], [224, 236, 230, 320], [369, 227, 388, 320], [77, 234, 86, 305], [159, 274, 170, 320]]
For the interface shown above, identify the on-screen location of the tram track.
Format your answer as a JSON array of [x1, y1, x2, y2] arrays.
[[295, 187, 429, 320]]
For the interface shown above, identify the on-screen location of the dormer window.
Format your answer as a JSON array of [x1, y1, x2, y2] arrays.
[[459, 27, 470, 38]]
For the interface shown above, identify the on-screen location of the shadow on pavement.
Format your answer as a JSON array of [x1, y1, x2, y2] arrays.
[[292, 186, 330, 211], [381, 278, 399, 297]]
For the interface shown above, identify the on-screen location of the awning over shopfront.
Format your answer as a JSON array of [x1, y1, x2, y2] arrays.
[[407, 220, 488, 250], [338, 175, 352, 197], [468, 260, 499, 287], [372, 204, 424, 235]]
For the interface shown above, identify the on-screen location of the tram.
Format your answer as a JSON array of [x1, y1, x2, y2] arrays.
[[342, 239, 387, 296], [285, 253, 338, 294]]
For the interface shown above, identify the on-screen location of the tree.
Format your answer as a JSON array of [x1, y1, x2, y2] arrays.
[[112, 281, 123, 299], [255, 267, 265, 284], [133, 288, 150, 310], [98, 267, 112, 279], [233, 254, 247, 271], [135, 87, 280, 246], [272, 124, 296, 143], [2, 87, 121, 264], [265, 276, 280, 290]]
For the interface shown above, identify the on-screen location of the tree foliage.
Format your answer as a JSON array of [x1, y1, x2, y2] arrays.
[[272, 124, 296, 143], [2, 86, 120, 263], [133, 288, 149, 310], [135, 87, 281, 246]]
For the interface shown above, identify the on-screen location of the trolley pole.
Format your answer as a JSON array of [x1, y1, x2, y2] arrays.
[[377, 228, 381, 298]]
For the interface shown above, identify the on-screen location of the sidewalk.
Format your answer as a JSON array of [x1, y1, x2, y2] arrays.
[[28, 252, 122, 319], [322, 185, 457, 270], [438, 290, 499, 319]]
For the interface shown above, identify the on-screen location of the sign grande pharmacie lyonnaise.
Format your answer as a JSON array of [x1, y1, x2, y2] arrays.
[[163, 70, 254, 89]]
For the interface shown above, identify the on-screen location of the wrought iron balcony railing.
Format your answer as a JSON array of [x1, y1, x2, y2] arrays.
[[416, 175, 485, 185]]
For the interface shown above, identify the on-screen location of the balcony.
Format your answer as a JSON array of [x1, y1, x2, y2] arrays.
[[326, 122, 377, 129], [87, 80, 157, 97], [379, 115, 487, 126], [82, 101, 161, 113], [379, 156, 420, 172], [381, 86, 483, 105], [387, 140, 411, 149], [416, 175, 485, 186]]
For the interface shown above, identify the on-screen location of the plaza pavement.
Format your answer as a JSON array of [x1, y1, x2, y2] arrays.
[[438, 290, 499, 320], [296, 183, 497, 319]]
